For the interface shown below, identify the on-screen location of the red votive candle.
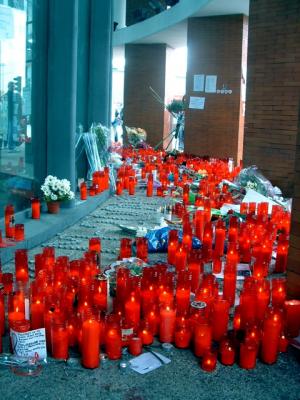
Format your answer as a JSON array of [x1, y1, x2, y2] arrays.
[[188, 250, 203, 293], [271, 278, 286, 308], [15, 249, 29, 283], [89, 237, 101, 253], [174, 317, 191, 349], [138, 321, 154, 345], [52, 320, 69, 360], [214, 219, 226, 257], [14, 224, 25, 241], [167, 230, 178, 265], [159, 305, 176, 343], [284, 300, 300, 338], [0, 285, 5, 335], [80, 182, 87, 200], [174, 244, 187, 272], [220, 340, 235, 366], [129, 337, 142, 356], [239, 339, 257, 369], [92, 275, 108, 311], [31, 198, 41, 219], [119, 238, 132, 259], [125, 295, 140, 328], [261, 309, 281, 364], [105, 316, 122, 360], [136, 237, 148, 262], [211, 299, 230, 342], [201, 350, 217, 372], [30, 299, 45, 330], [194, 322, 212, 357], [116, 179, 123, 195], [82, 317, 100, 368]]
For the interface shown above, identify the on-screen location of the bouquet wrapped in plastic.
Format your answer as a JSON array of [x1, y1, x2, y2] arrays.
[[125, 126, 147, 148]]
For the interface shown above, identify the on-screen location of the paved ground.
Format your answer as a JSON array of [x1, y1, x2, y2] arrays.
[[1, 190, 300, 400]]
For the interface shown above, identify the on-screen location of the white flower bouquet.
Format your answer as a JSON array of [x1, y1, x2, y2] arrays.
[[41, 175, 74, 202]]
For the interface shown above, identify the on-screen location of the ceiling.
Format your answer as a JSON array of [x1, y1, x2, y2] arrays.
[[131, 0, 249, 49]]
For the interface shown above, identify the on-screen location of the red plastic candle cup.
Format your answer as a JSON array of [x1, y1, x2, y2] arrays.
[[80, 182, 88, 200], [146, 175, 153, 197], [271, 278, 286, 308], [125, 295, 140, 328], [278, 333, 289, 352], [144, 310, 159, 336], [211, 299, 229, 341], [261, 309, 281, 364], [174, 244, 187, 272], [136, 237, 148, 262], [201, 350, 217, 372], [239, 339, 257, 369], [128, 177, 135, 195], [167, 230, 178, 265], [214, 221, 226, 257], [119, 238, 132, 259], [31, 198, 41, 219], [116, 179, 123, 196], [220, 341, 235, 366], [82, 317, 100, 368], [129, 337, 142, 356], [0, 285, 5, 335], [52, 320, 69, 360], [30, 299, 45, 330], [159, 305, 176, 343], [2, 273, 13, 295], [89, 237, 101, 253], [174, 317, 191, 349], [284, 300, 300, 338], [105, 316, 122, 360], [188, 250, 203, 293], [14, 224, 25, 241], [15, 249, 29, 283], [194, 322, 212, 357], [92, 275, 108, 311], [138, 322, 154, 346]]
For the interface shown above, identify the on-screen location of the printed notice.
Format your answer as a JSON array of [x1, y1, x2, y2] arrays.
[[189, 96, 205, 110], [10, 328, 47, 359], [205, 75, 217, 93], [193, 74, 205, 92]]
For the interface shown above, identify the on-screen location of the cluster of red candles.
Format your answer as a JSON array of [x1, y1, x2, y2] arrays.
[[0, 230, 299, 371], [1, 151, 299, 373], [1, 204, 25, 243], [80, 168, 110, 200]]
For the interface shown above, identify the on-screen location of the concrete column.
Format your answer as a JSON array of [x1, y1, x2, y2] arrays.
[[47, 0, 78, 191], [185, 15, 247, 163], [88, 0, 113, 127], [113, 0, 126, 29]]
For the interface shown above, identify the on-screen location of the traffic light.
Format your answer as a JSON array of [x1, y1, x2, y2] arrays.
[[13, 76, 22, 93]]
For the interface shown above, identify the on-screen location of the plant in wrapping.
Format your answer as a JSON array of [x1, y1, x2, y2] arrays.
[[41, 175, 74, 203], [93, 124, 110, 167]]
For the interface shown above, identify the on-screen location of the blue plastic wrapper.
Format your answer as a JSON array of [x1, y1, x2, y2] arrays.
[[145, 227, 202, 253]]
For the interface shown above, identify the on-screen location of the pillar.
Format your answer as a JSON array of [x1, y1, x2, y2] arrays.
[[185, 15, 247, 163], [47, 0, 78, 191], [123, 44, 168, 148], [88, 0, 113, 127]]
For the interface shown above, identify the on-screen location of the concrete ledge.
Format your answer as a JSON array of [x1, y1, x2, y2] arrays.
[[0, 190, 111, 264]]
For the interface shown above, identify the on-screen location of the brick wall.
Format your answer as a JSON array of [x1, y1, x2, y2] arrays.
[[244, 0, 300, 197], [184, 15, 246, 163], [123, 44, 167, 148], [244, 0, 300, 298]]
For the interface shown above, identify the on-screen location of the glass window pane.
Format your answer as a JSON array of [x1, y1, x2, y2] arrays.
[[0, 0, 33, 211]]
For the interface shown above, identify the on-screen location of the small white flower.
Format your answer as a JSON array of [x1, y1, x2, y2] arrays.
[[50, 194, 58, 201]]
